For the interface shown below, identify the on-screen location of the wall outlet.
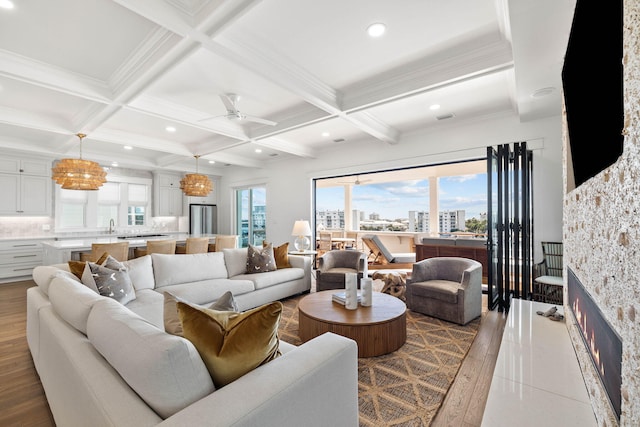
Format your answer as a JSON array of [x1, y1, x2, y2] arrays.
[[42, 224, 50, 231]]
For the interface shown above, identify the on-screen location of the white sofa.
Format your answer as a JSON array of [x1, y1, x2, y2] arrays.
[[27, 249, 359, 427]]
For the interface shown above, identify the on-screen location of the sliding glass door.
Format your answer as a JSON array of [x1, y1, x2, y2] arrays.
[[235, 186, 266, 248]]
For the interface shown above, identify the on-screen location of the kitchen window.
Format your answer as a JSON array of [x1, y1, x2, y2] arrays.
[[55, 176, 151, 231]]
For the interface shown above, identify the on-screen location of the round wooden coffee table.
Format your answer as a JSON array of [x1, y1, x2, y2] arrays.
[[298, 291, 407, 357]]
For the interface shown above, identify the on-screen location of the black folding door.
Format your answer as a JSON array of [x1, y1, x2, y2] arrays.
[[486, 142, 533, 311]]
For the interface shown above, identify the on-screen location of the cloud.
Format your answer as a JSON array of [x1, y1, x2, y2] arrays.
[[443, 174, 479, 183]]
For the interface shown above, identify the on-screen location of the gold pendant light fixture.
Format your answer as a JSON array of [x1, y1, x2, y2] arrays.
[[51, 133, 107, 190], [180, 155, 213, 196]]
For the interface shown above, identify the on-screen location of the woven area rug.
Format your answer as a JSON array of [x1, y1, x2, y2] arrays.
[[277, 294, 480, 427]]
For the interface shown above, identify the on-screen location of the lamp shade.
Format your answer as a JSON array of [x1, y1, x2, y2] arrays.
[[291, 220, 312, 251], [51, 133, 107, 191], [180, 155, 213, 196], [291, 220, 312, 237]]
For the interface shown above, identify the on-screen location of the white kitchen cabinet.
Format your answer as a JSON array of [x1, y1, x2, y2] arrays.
[[0, 157, 50, 175], [0, 155, 52, 215], [153, 172, 183, 216], [0, 239, 53, 281]]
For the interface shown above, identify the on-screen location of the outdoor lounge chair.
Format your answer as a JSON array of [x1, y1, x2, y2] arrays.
[[361, 234, 416, 270]]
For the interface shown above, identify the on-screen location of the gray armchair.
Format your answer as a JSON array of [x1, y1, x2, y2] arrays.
[[406, 257, 482, 325], [316, 250, 368, 291]]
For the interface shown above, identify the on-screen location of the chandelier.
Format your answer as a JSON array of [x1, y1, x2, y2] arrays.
[[51, 133, 107, 190], [180, 155, 213, 196]]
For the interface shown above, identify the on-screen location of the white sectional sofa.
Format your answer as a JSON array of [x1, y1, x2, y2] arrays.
[[27, 249, 359, 427]]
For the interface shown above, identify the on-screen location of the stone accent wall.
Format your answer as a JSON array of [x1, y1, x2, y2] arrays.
[[563, 1, 639, 425]]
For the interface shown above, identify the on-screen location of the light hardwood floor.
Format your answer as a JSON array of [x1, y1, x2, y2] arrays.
[[0, 280, 505, 427]]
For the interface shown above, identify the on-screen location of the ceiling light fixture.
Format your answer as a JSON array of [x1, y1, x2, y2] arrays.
[[124, 145, 133, 150], [180, 155, 213, 196], [429, 104, 441, 110], [322, 132, 330, 137], [165, 126, 176, 132], [51, 133, 107, 190], [0, 0, 15, 10], [208, 160, 215, 164], [367, 22, 386, 38], [531, 87, 556, 98], [255, 148, 262, 153]]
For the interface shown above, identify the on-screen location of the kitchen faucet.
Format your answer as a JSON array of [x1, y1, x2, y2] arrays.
[[109, 218, 115, 234]]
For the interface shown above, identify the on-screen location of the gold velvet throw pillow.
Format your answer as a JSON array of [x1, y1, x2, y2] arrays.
[[262, 241, 292, 269], [177, 301, 282, 388], [163, 291, 239, 337]]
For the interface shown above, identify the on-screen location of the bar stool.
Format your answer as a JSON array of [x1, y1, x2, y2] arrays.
[[175, 237, 210, 254], [133, 239, 177, 258], [80, 242, 130, 262], [208, 235, 238, 252]]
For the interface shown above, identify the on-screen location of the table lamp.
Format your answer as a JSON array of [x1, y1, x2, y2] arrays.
[[291, 220, 312, 251]]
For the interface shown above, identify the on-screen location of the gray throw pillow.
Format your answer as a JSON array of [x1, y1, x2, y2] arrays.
[[246, 243, 277, 274], [79, 254, 125, 293], [163, 291, 238, 336], [86, 263, 136, 305]]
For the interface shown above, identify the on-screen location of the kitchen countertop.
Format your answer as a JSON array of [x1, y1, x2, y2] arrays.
[[41, 233, 217, 250], [0, 231, 188, 241]]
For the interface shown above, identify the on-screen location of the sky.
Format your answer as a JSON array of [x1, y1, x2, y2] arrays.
[[316, 174, 488, 220]]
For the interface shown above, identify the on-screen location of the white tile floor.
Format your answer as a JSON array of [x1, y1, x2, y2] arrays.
[[481, 298, 597, 427]]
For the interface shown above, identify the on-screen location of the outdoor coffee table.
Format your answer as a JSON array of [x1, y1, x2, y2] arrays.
[[298, 290, 407, 357]]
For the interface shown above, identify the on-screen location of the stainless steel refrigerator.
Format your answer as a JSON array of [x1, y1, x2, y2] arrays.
[[189, 204, 217, 235]]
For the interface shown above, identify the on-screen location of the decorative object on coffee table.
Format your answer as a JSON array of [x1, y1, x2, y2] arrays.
[[344, 273, 358, 309], [298, 290, 406, 357], [361, 277, 373, 306], [371, 270, 407, 300]]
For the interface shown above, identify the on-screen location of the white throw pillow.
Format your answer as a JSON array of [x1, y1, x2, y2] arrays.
[[122, 255, 155, 290], [152, 252, 228, 288], [223, 248, 249, 277]]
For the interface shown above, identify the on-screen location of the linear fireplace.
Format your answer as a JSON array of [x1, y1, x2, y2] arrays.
[[568, 268, 622, 421]]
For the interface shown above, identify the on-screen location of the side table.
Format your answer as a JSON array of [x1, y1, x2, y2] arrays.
[[288, 250, 318, 275]]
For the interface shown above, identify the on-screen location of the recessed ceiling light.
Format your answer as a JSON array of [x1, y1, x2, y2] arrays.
[[111, 162, 118, 167], [429, 104, 441, 110], [0, 0, 15, 10], [208, 160, 215, 164], [531, 87, 556, 98], [165, 126, 176, 132], [124, 145, 133, 150], [255, 148, 262, 153], [367, 22, 386, 38], [322, 132, 330, 137]]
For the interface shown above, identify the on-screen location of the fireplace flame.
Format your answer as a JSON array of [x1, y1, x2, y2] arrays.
[[573, 297, 606, 376]]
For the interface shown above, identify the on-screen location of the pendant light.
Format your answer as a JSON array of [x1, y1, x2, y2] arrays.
[[51, 133, 107, 190], [180, 155, 213, 196]]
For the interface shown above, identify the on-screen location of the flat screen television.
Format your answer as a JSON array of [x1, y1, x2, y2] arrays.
[[562, 0, 624, 189]]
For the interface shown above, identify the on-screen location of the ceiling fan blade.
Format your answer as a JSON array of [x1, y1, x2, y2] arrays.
[[197, 114, 225, 123], [219, 94, 237, 112], [243, 115, 278, 126]]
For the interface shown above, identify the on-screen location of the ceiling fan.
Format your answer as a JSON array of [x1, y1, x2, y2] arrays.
[[199, 93, 278, 126], [338, 175, 373, 185]]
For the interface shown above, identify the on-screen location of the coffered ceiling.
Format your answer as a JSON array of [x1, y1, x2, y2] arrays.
[[0, 0, 576, 175]]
